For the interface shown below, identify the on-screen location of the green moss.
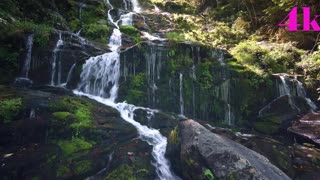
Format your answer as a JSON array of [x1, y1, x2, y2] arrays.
[[168, 127, 180, 145], [126, 73, 147, 105], [83, 24, 110, 43], [230, 41, 298, 74], [74, 160, 92, 175], [165, 32, 185, 43], [52, 112, 72, 120], [136, 169, 149, 177], [0, 98, 22, 123], [55, 138, 94, 155], [197, 60, 213, 89], [49, 97, 93, 130], [204, 169, 215, 180], [11, 21, 53, 47], [56, 165, 71, 177], [105, 164, 136, 180], [119, 25, 142, 43], [49, 97, 92, 113], [168, 48, 193, 75], [254, 116, 281, 134]]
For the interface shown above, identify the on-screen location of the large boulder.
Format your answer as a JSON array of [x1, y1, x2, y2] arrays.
[[167, 119, 290, 180]]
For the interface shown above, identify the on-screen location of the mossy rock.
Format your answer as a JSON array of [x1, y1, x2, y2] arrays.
[[74, 160, 92, 175], [119, 25, 141, 43], [0, 98, 23, 123], [55, 138, 94, 155], [52, 112, 72, 120], [105, 164, 136, 180], [254, 116, 281, 134], [56, 165, 72, 178]]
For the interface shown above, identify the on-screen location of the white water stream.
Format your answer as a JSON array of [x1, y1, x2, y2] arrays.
[[75, 1, 180, 179]]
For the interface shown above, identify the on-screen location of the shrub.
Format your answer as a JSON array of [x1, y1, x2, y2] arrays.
[[0, 98, 22, 123], [231, 41, 291, 74], [13, 21, 53, 47], [83, 24, 110, 43], [105, 164, 136, 180], [120, 25, 141, 43], [165, 32, 185, 43]]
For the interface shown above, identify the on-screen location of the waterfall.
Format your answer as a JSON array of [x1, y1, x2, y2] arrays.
[[60, 63, 76, 87], [50, 32, 64, 86], [29, 109, 36, 119], [75, 35, 179, 180], [21, 34, 34, 78], [74, 2, 179, 177], [259, 74, 317, 116], [295, 79, 318, 111], [120, 12, 134, 26], [179, 73, 184, 116], [213, 49, 225, 66], [214, 80, 234, 125], [279, 75, 291, 96], [279, 74, 300, 111], [106, 0, 119, 29], [129, 0, 141, 13], [79, 2, 86, 22]]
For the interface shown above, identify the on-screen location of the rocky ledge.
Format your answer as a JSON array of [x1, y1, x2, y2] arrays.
[[288, 112, 320, 147], [167, 119, 290, 180]]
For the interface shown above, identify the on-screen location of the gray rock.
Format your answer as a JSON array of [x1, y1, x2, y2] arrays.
[[170, 119, 291, 180]]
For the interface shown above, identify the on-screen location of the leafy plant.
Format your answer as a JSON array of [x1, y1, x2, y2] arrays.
[[204, 169, 215, 180], [120, 25, 142, 43], [0, 98, 22, 123]]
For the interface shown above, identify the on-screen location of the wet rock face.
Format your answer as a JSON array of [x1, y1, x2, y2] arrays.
[[288, 112, 320, 147], [167, 120, 290, 180], [28, 31, 108, 85]]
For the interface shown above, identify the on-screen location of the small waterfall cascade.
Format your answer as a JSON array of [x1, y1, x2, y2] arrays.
[[29, 108, 36, 119], [21, 34, 34, 78], [106, 0, 118, 28], [15, 34, 34, 85], [146, 46, 163, 107], [259, 74, 317, 116], [295, 79, 318, 111], [212, 49, 225, 66], [79, 1, 86, 22], [279, 75, 296, 109], [77, 29, 121, 101], [50, 32, 64, 86], [179, 73, 185, 117], [60, 63, 76, 87], [129, 0, 141, 13], [214, 80, 234, 125], [75, 1, 179, 178]]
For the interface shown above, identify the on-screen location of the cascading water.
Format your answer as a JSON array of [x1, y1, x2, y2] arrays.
[[106, 0, 119, 29], [60, 63, 76, 87], [259, 74, 317, 116], [295, 79, 318, 111], [50, 32, 64, 86], [129, 0, 141, 13], [179, 73, 184, 117], [21, 34, 34, 78], [279, 75, 300, 111], [75, 1, 179, 179], [14, 34, 34, 85]]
